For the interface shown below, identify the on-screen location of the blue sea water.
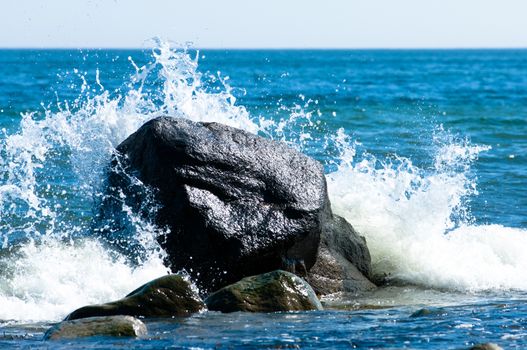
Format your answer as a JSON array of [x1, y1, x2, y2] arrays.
[[0, 45, 526, 348]]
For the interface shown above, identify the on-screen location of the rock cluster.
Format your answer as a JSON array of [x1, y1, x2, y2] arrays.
[[100, 116, 374, 294], [46, 117, 377, 340]]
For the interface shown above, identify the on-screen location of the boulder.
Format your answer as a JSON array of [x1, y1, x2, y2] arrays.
[[65, 274, 204, 320], [205, 270, 323, 313], [307, 215, 375, 295], [100, 117, 331, 291], [44, 315, 147, 340]]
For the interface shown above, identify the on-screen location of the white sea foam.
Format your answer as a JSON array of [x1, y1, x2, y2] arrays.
[[0, 238, 169, 322], [328, 133, 527, 291]]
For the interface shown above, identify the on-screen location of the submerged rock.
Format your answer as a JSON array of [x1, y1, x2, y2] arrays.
[[101, 116, 331, 291], [44, 315, 147, 340], [470, 343, 504, 350], [205, 270, 323, 313], [307, 215, 375, 295], [65, 274, 204, 320], [410, 307, 446, 318]]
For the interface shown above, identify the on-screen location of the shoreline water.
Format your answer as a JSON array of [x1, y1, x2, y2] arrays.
[[2, 285, 527, 349]]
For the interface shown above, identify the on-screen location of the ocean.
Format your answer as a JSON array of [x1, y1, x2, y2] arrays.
[[0, 43, 526, 348]]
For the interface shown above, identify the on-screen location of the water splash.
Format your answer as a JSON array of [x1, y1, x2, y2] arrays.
[[0, 238, 168, 322], [327, 127, 527, 291], [0, 41, 262, 322]]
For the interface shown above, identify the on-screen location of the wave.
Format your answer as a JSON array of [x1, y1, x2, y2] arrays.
[[328, 135, 527, 291], [0, 41, 525, 322], [0, 238, 168, 322]]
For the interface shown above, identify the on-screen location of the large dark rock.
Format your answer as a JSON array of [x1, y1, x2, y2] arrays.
[[44, 316, 147, 340], [101, 117, 331, 291], [205, 270, 322, 313], [65, 274, 204, 320], [306, 215, 375, 295]]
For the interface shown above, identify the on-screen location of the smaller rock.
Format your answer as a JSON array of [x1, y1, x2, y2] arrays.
[[65, 274, 205, 320], [205, 270, 322, 313], [410, 308, 445, 318], [307, 246, 376, 295], [307, 215, 376, 295], [44, 315, 147, 340], [470, 343, 504, 350]]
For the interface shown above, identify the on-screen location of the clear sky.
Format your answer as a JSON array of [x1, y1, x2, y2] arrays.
[[0, 0, 526, 48]]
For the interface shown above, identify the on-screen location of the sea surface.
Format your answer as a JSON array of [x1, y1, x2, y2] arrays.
[[0, 44, 526, 349]]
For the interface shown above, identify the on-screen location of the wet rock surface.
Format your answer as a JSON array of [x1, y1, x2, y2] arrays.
[[44, 315, 147, 340], [65, 274, 204, 320], [307, 215, 375, 295], [102, 116, 331, 292], [205, 270, 323, 313]]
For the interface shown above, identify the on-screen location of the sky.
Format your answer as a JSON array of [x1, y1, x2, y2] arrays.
[[0, 0, 526, 49]]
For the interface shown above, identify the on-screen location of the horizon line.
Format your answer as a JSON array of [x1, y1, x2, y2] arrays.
[[0, 46, 526, 51]]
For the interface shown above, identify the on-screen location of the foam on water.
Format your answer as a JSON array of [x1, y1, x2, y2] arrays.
[[0, 42, 526, 323], [0, 238, 168, 322], [327, 130, 527, 291]]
